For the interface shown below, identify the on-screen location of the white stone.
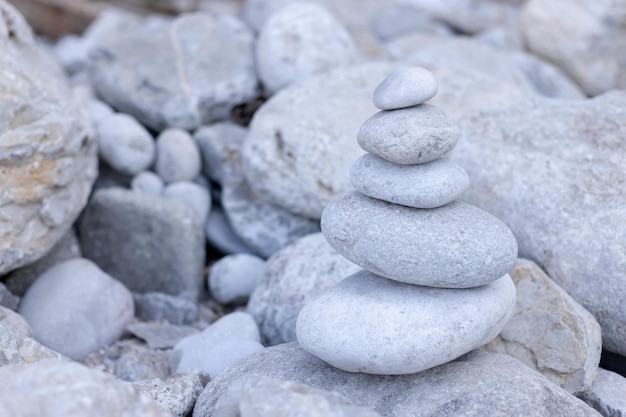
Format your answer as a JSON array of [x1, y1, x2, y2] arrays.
[[163, 181, 211, 224], [350, 154, 469, 208], [209, 254, 265, 304], [131, 171, 164, 196], [97, 112, 156, 175], [322, 191, 518, 288], [296, 271, 516, 375], [195, 122, 248, 186], [156, 128, 202, 184], [255, 3, 360, 93], [357, 104, 460, 165], [19, 258, 134, 360], [579, 368, 626, 417], [373, 67, 438, 110]]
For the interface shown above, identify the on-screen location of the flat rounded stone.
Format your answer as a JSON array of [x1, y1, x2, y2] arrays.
[[373, 67, 438, 110], [357, 104, 459, 165], [321, 191, 518, 288], [350, 154, 469, 208], [296, 271, 516, 375]]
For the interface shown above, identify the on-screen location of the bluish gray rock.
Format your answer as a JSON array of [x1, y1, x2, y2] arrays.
[[90, 12, 258, 131], [579, 368, 626, 417], [133, 292, 198, 325], [247, 232, 360, 345], [0, 283, 18, 311], [205, 205, 256, 255], [255, 3, 360, 93], [371, 3, 453, 42], [373, 67, 438, 110], [195, 122, 248, 186], [96, 112, 156, 175], [350, 154, 469, 208], [297, 271, 515, 374], [79, 188, 205, 299], [193, 343, 601, 417], [322, 191, 518, 288], [131, 171, 164, 196], [163, 181, 211, 224], [127, 321, 198, 350], [155, 129, 202, 184], [209, 254, 265, 304], [357, 104, 460, 165], [19, 258, 134, 360]]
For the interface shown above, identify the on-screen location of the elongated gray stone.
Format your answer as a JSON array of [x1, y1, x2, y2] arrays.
[[357, 104, 460, 165], [373, 67, 438, 110], [350, 154, 469, 208], [322, 191, 518, 288], [297, 271, 515, 374]]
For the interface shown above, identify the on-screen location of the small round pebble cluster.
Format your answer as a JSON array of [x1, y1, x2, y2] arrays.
[[296, 67, 519, 375]]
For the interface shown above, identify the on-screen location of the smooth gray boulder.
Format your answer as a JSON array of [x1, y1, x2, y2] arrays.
[[357, 105, 460, 165], [579, 368, 626, 417], [193, 343, 601, 417], [373, 67, 438, 110], [520, 0, 626, 96], [155, 129, 202, 184], [484, 259, 601, 394], [255, 3, 360, 94], [0, 1, 97, 275], [350, 154, 469, 208], [19, 258, 134, 360], [79, 188, 205, 298], [322, 191, 518, 288], [214, 375, 381, 417], [208, 254, 265, 304], [297, 272, 515, 374], [90, 12, 257, 131], [131, 171, 164, 196], [205, 205, 256, 255], [247, 232, 361, 345], [450, 91, 626, 355], [0, 360, 166, 417], [163, 181, 211, 224], [242, 62, 397, 219]]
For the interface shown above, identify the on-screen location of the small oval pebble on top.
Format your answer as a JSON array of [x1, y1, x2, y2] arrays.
[[373, 67, 438, 110]]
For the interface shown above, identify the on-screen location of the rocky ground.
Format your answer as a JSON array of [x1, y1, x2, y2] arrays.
[[1, 0, 625, 416]]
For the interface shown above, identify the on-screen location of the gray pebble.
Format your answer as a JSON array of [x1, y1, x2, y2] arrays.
[[97, 112, 156, 175], [357, 104, 459, 165], [297, 271, 515, 374], [134, 372, 206, 417], [126, 321, 198, 350], [209, 254, 265, 305], [350, 154, 469, 208], [321, 191, 518, 288], [0, 283, 19, 311], [373, 67, 438, 110], [195, 122, 248, 186], [131, 171, 164, 196], [19, 258, 134, 360], [88, 99, 114, 127], [156, 128, 202, 184], [133, 292, 198, 325], [205, 205, 256, 255], [163, 181, 212, 224]]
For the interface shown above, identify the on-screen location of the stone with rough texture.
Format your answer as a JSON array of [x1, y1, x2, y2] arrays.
[[350, 154, 469, 208], [373, 67, 438, 110], [450, 92, 626, 355], [155, 129, 202, 184], [520, 0, 626, 96], [256, 3, 360, 93], [127, 321, 198, 350], [0, 360, 166, 417], [96, 112, 156, 175], [242, 62, 397, 219], [195, 122, 248, 186], [221, 179, 320, 258], [131, 171, 164, 196], [163, 181, 211, 224], [19, 258, 134, 360], [209, 254, 265, 304], [134, 292, 198, 325], [170, 312, 261, 374], [322, 191, 518, 288], [484, 259, 601, 394], [297, 271, 515, 374], [0, 306, 31, 338], [0, 323, 66, 365], [134, 372, 206, 417], [358, 105, 460, 165], [247, 232, 360, 345], [90, 12, 257, 131], [80, 188, 205, 298], [214, 375, 381, 417], [193, 343, 601, 417], [0, 1, 97, 275], [4, 229, 82, 296], [579, 368, 626, 417]]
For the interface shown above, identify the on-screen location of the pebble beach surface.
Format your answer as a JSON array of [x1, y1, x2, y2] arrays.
[[0, 0, 624, 416]]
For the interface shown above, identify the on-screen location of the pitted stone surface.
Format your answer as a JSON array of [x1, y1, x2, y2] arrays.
[[322, 191, 518, 288], [357, 105, 460, 165]]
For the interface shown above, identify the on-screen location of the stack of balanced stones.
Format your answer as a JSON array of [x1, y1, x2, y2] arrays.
[[296, 67, 519, 375]]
